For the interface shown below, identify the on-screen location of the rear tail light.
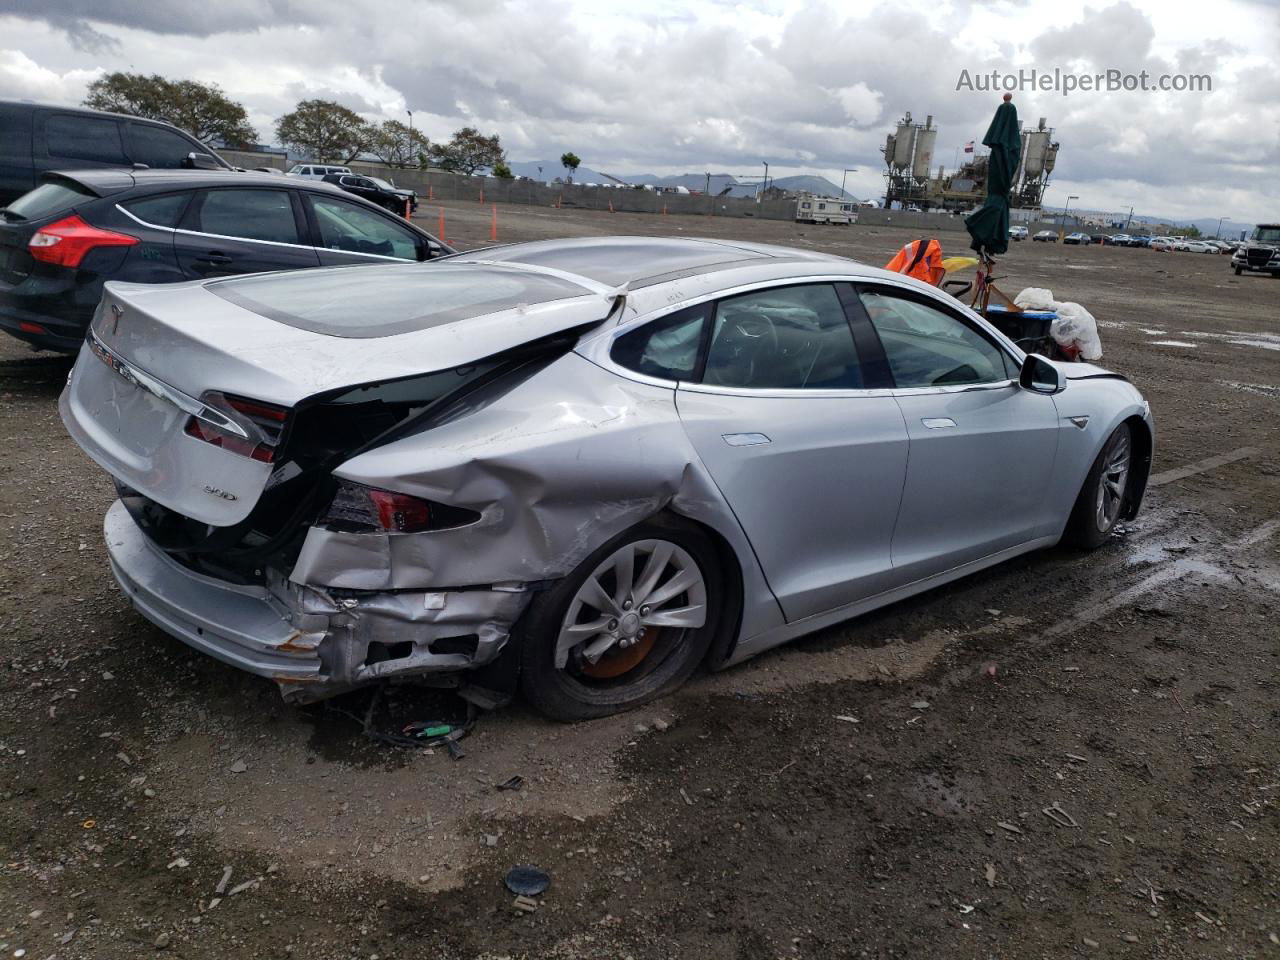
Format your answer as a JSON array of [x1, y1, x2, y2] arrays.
[[183, 392, 289, 463], [322, 480, 480, 534], [28, 215, 139, 268]]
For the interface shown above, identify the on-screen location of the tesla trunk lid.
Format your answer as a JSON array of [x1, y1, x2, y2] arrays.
[[59, 263, 605, 526]]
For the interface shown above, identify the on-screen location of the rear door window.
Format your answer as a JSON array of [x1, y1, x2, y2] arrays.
[[46, 115, 127, 163], [702, 284, 863, 390], [122, 192, 192, 228], [195, 189, 300, 244], [307, 194, 419, 259], [128, 123, 202, 169]]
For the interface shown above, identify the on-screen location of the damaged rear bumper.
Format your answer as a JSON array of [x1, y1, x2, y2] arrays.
[[102, 499, 530, 702]]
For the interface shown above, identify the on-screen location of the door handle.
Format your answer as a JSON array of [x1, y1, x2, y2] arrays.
[[921, 417, 957, 429], [197, 251, 234, 265]]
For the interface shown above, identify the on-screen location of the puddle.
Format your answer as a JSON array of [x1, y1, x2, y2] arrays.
[[1138, 328, 1167, 335], [1126, 539, 1195, 567], [1227, 338, 1280, 352], [1218, 381, 1280, 399], [1149, 340, 1198, 348]]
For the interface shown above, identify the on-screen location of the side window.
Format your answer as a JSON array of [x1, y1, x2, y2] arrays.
[[196, 189, 299, 244], [128, 123, 202, 169], [46, 115, 126, 163], [859, 289, 1009, 388], [308, 195, 419, 259], [611, 303, 711, 381], [703, 284, 862, 389], [122, 192, 191, 227]]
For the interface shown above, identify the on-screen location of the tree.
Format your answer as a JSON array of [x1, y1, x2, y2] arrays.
[[492, 161, 514, 179], [366, 120, 429, 168], [428, 127, 504, 175], [83, 72, 256, 145], [275, 100, 371, 163], [560, 152, 581, 183]]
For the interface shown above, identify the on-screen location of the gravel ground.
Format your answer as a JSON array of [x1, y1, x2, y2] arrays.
[[1, 201, 1277, 959]]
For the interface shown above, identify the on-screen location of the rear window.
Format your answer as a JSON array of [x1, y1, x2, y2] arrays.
[[196, 189, 299, 243], [207, 263, 592, 338], [46, 115, 127, 163], [3, 181, 95, 220], [129, 123, 202, 169]]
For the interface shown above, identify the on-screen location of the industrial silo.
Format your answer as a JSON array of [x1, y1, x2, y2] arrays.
[[912, 116, 937, 179], [892, 117, 917, 171], [1023, 129, 1050, 178], [883, 133, 897, 167]]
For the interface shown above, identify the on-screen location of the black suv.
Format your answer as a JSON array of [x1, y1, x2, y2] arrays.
[[0, 170, 453, 351], [1230, 224, 1280, 277], [320, 173, 418, 214], [0, 100, 229, 207]]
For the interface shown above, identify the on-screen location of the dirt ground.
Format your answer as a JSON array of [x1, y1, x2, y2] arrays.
[[1, 200, 1277, 959]]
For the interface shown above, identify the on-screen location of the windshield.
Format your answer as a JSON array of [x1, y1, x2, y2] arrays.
[[1252, 226, 1280, 244]]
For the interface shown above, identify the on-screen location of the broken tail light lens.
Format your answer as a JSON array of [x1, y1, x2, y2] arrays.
[[28, 215, 139, 268], [183, 393, 289, 464], [322, 480, 479, 534]]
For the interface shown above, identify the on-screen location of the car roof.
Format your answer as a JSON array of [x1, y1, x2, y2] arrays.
[[453, 236, 854, 287], [0, 98, 193, 129], [46, 168, 355, 198]]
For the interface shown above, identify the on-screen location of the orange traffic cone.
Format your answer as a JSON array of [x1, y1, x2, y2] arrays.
[[437, 208, 446, 245], [490, 205, 497, 243]]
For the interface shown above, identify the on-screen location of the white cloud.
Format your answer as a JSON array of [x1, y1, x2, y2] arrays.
[[0, 0, 1275, 220]]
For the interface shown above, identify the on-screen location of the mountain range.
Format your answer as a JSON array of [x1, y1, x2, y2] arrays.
[[501, 160, 859, 200]]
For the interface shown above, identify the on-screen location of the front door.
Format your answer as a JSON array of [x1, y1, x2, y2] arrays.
[[855, 284, 1061, 583], [674, 283, 909, 622]]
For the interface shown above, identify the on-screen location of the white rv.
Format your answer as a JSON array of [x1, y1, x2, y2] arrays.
[[795, 193, 857, 225]]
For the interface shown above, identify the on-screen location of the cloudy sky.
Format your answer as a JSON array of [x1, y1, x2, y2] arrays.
[[2, 0, 1277, 221]]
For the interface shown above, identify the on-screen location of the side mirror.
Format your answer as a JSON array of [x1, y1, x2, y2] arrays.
[[184, 151, 222, 171], [1019, 354, 1065, 395]]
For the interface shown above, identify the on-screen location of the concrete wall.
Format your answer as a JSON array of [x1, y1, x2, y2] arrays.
[[218, 149, 797, 221]]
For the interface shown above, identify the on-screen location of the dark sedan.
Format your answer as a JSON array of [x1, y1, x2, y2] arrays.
[[321, 173, 418, 214], [0, 170, 451, 351]]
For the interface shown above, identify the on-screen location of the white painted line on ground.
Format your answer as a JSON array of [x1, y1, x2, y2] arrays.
[[1149, 446, 1260, 487]]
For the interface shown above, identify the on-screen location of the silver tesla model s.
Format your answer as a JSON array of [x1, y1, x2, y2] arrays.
[[60, 237, 1153, 720]]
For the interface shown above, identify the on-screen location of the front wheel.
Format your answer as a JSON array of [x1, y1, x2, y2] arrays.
[[1234, 266, 1243, 276], [1064, 423, 1133, 549], [518, 518, 724, 721]]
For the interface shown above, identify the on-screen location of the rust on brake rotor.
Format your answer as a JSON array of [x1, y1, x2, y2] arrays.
[[579, 628, 658, 679]]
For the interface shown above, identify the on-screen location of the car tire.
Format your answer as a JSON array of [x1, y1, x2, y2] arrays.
[[1063, 422, 1134, 550], [1234, 266, 1243, 276], [518, 516, 724, 721]]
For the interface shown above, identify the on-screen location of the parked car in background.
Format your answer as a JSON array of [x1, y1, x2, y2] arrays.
[[1230, 223, 1280, 277], [0, 170, 452, 351], [1063, 232, 1091, 245], [1008, 226, 1029, 241], [321, 173, 417, 214], [1149, 237, 1177, 251], [1105, 234, 1131, 245], [1032, 230, 1057, 242], [58, 236, 1153, 719], [287, 164, 352, 180], [0, 100, 229, 207]]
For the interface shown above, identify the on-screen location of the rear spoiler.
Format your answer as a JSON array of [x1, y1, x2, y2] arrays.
[[41, 169, 137, 198]]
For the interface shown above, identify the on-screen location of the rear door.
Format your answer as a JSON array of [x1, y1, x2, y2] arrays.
[[301, 192, 429, 264], [671, 282, 909, 622], [125, 121, 217, 170], [854, 283, 1060, 583], [173, 187, 318, 279]]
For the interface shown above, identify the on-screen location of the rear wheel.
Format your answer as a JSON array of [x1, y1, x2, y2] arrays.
[[1064, 423, 1133, 549], [518, 518, 723, 721]]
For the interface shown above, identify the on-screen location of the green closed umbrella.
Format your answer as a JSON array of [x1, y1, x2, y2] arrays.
[[965, 96, 1021, 257]]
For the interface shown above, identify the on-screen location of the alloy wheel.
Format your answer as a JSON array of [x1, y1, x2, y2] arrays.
[[554, 539, 707, 681], [1094, 429, 1131, 532]]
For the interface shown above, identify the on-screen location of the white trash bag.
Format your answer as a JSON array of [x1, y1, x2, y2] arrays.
[[1013, 287, 1104, 361]]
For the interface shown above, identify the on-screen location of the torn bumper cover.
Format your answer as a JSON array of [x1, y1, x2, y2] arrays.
[[103, 499, 531, 702]]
